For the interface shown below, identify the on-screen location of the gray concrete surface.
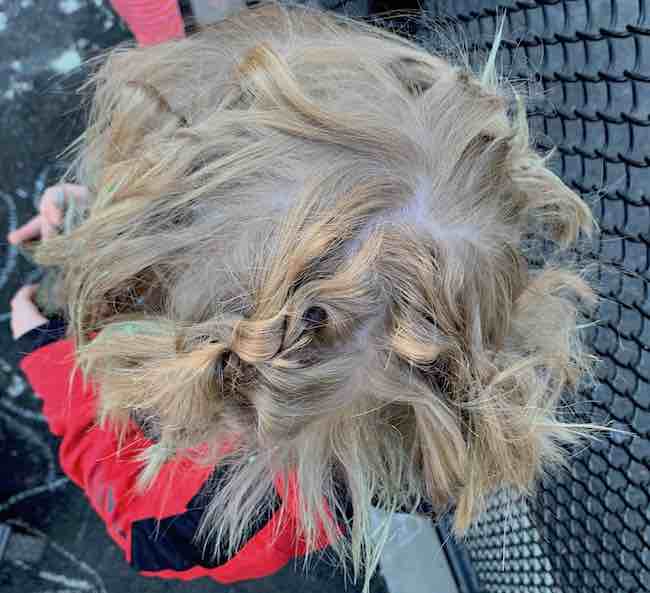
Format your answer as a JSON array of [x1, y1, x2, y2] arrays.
[[371, 510, 458, 593]]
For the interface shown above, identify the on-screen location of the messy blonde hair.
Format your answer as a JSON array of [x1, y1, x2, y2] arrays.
[[39, 3, 595, 587]]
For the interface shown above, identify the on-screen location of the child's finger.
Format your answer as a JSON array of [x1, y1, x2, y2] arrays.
[[61, 183, 89, 202], [10, 292, 48, 339], [20, 284, 40, 299], [40, 186, 65, 226], [7, 216, 43, 245], [41, 184, 89, 228], [10, 284, 40, 307]]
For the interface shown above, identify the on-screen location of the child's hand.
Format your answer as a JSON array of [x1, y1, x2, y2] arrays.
[[11, 285, 48, 340], [6, 184, 88, 245], [10, 285, 48, 340]]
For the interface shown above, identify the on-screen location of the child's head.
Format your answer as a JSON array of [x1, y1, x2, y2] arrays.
[[42, 3, 594, 581]]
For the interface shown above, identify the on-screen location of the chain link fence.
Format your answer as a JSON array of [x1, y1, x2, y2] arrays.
[[418, 1, 650, 592]]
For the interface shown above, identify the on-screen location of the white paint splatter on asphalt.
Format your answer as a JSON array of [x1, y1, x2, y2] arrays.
[[3, 80, 33, 101], [34, 568, 93, 591], [59, 0, 82, 15], [49, 47, 82, 74], [6, 372, 27, 397], [9, 519, 108, 593], [0, 477, 68, 514], [1, 398, 47, 422]]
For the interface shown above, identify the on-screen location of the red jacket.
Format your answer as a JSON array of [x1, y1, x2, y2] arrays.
[[16, 319, 330, 584]]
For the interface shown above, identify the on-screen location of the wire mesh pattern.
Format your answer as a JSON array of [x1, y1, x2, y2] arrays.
[[462, 491, 555, 591], [420, 1, 650, 592]]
